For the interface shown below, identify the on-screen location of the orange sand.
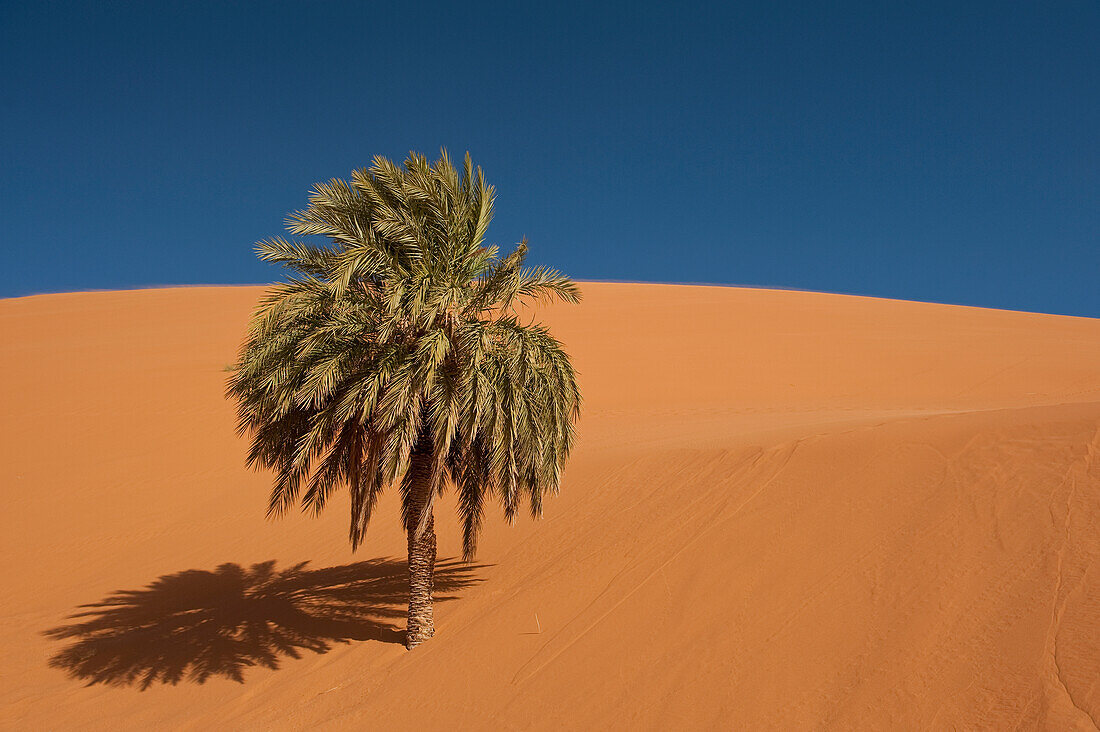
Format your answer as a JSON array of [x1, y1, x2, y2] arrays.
[[2, 283, 1099, 729]]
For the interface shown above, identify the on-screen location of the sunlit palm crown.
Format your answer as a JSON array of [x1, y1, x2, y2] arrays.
[[228, 152, 581, 558]]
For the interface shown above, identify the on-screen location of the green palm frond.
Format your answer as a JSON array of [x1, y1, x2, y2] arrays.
[[228, 150, 581, 558]]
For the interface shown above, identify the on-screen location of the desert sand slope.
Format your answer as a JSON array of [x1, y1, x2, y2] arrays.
[[2, 283, 1099, 730]]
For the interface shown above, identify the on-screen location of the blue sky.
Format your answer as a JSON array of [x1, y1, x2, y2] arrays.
[[2, 1, 1098, 316]]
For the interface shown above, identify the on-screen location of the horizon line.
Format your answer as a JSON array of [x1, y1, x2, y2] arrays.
[[3, 279, 1097, 322]]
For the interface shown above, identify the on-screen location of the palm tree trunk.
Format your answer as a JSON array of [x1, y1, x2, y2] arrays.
[[405, 451, 436, 649]]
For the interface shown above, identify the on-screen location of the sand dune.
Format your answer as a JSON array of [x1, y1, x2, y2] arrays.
[[2, 283, 1099, 729]]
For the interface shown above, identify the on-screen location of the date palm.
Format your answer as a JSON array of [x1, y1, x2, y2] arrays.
[[228, 152, 580, 648]]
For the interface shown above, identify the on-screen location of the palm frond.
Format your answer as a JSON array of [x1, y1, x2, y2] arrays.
[[229, 151, 581, 557]]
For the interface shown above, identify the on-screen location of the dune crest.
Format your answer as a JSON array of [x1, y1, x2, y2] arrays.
[[2, 283, 1099, 729]]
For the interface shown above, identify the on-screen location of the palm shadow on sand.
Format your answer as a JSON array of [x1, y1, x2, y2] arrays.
[[44, 557, 483, 689]]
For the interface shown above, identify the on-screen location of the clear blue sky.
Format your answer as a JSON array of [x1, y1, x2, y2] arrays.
[[3, 1, 1098, 316]]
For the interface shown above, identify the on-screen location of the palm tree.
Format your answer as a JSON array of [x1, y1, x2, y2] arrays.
[[228, 151, 581, 648]]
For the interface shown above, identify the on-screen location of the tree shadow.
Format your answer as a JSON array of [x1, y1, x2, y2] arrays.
[[44, 557, 483, 689]]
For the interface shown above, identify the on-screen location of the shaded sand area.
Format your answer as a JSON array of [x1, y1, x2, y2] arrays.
[[2, 283, 1099, 729]]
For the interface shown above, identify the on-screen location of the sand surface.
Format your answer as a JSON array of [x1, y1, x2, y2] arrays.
[[2, 283, 1099, 730]]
